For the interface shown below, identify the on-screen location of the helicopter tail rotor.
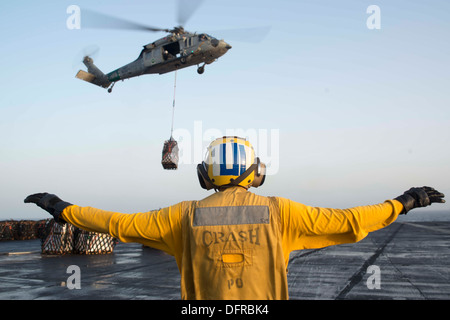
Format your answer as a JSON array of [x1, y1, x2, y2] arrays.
[[72, 45, 100, 70]]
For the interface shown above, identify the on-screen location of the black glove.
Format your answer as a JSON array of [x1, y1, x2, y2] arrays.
[[394, 186, 445, 214], [24, 193, 72, 223]]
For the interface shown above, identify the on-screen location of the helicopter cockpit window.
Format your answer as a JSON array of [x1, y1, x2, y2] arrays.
[[198, 34, 209, 41], [184, 37, 193, 48]]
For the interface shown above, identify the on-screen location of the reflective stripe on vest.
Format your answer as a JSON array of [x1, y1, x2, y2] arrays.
[[193, 206, 270, 226]]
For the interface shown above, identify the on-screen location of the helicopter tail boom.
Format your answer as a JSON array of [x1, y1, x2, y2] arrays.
[[75, 57, 111, 89]]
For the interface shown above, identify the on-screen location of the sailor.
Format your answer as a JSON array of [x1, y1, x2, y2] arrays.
[[24, 136, 445, 300]]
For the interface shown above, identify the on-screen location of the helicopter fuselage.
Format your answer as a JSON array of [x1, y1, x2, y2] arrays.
[[111, 33, 230, 82], [76, 32, 231, 92]]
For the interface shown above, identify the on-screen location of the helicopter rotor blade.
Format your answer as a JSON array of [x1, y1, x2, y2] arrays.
[[81, 9, 170, 32], [176, 0, 205, 27], [209, 26, 271, 43]]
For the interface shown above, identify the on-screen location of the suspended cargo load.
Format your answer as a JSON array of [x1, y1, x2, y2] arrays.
[[161, 137, 179, 170], [161, 70, 179, 170]]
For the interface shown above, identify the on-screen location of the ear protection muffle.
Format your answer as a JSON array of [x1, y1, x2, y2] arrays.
[[252, 158, 266, 188], [197, 158, 266, 190], [197, 162, 215, 190]]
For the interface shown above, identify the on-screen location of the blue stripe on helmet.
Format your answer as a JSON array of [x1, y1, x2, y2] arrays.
[[239, 144, 246, 175], [220, 143, 240, 176]]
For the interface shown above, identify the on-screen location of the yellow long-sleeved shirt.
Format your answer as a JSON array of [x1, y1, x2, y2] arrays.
[[61, 187, 403, 299]]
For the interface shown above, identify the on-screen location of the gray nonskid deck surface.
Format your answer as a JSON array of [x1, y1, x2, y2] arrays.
[[1, 221, 449, 300]]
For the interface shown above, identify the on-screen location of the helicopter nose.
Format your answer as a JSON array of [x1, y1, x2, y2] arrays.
[[220, 40, 231, 50]]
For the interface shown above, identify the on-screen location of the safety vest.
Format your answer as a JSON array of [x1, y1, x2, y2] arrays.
[[61, 187, 403, 300], [180, 190, 288, 300]]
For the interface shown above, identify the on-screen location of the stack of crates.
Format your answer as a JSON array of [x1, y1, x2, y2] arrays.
[[40, 219, 117, 255]]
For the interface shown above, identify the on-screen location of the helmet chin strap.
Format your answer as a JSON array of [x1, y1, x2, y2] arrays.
[[226, 163, 258, 187], [198, 162, 258, 190]]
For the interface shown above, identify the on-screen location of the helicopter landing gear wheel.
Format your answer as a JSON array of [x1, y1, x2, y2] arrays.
[[197, 64, 205, 74], [107, 82, 116, 93]]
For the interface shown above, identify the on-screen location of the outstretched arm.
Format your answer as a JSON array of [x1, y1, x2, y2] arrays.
[[24, 192, 186, 255], [277, 186, 445, 252]]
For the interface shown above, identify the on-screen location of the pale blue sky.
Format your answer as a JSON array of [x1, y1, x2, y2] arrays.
[[1, 0, 449, 220]]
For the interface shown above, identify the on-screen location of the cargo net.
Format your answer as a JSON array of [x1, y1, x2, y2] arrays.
[[0, 220, 48, 241], [161, 137, 179, 170], [40, 219, 118, 255]]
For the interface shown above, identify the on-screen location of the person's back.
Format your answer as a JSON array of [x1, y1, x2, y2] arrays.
[[180, 187, 288, 299]]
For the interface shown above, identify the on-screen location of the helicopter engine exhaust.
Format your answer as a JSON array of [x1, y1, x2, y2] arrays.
[[75, 56, 111, 89]]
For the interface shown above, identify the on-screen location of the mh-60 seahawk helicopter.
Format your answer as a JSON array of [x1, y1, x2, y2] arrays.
[[75, 5, 233, 93], [76, 26, 231, 93]]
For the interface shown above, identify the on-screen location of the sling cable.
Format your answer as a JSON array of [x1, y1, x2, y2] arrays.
[[161, 70, 179, 170]]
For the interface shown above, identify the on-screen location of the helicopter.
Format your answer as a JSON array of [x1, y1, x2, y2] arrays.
[[75, 4, 234, 93], [76, 26, 231, 93]]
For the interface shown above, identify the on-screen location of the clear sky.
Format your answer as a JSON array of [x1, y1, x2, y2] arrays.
[[1, 0, 449, 221]]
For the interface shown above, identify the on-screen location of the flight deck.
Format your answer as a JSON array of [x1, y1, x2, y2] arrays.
[[1, 220, 449, 300]]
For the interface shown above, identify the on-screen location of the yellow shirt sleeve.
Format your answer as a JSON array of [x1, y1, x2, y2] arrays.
[[61, 201, 189, 257], [276, 197, 404, 253]]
